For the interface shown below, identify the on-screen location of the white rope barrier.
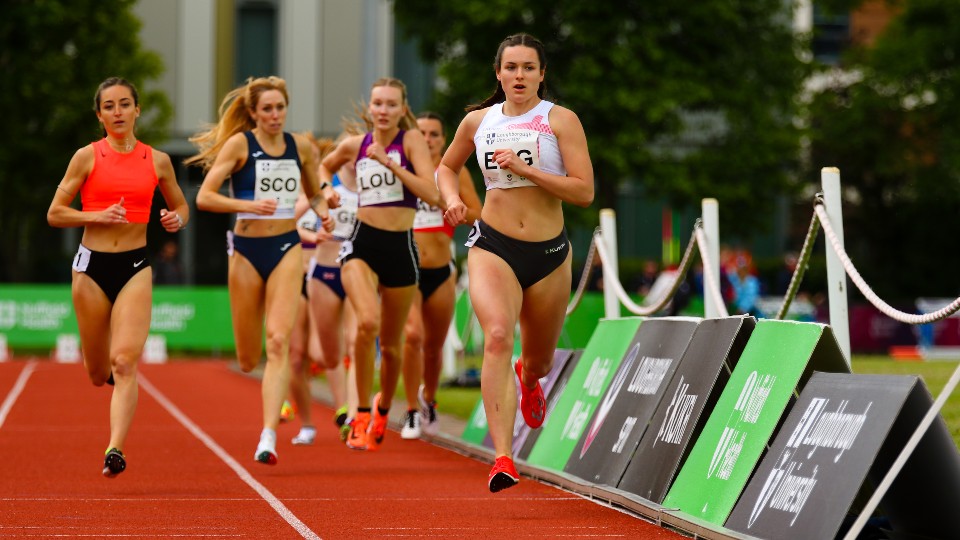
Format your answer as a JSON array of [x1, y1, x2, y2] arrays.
[[695, 228, 730, 318], [814, 203, 960, 325], [593, 231, 673, 316]]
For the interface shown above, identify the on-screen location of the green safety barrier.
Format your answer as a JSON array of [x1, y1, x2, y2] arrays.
[[461, 396, 489, 446], [0, 285, 235, 351], [525, 317, 644, 471], [661, 319, 848, 525]]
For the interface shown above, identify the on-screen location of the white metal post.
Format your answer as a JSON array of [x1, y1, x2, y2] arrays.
[[822, 167, 852, 364], [702, 198, 721, 319], [600, 209, 621, 319]]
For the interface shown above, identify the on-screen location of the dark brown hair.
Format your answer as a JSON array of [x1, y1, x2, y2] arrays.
[[466, 33, 547, 112], [93, 77, 139, 112]]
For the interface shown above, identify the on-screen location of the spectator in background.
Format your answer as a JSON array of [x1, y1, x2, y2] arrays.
[[774, 251, 799, 296], [728, 253, 762, 316], [633, 259, 660, 298], [153, 239, 184, 284]]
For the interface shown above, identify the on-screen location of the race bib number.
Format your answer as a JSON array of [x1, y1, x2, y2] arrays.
[[413, 199, 445, 229], [477, 129, 539, 190], [357, 154, 403, 206], [331, 192, 358, 240], [297, 209, 318, 232], [255, 159, 300, 215]]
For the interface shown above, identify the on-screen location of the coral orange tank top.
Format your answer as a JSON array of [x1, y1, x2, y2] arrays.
[[81, 139, 158, 223]]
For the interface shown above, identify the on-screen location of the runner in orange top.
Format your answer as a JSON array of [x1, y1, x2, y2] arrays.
[[47, 77, 189, 478]]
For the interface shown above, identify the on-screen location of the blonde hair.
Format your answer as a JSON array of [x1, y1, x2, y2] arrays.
[[185, 76, 290, 171], [299, 131, 337, 161], [342, 77, 418, 135]]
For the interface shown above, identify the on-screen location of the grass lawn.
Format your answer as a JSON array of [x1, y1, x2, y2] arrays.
[[429, 354, 960, 448], [852, 356, 960, 446]]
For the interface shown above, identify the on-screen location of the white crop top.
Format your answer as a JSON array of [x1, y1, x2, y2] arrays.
[[473, 100, 566, 190]]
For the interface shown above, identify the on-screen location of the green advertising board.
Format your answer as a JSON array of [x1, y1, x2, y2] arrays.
[[461, 396, 488, 445], [0, 285, 235, 352], [526, 317, 643, 471], [661, 319, 848, 525]]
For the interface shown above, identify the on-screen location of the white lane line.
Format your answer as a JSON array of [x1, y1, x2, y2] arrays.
[[0, 361, 36, 430], [138, 373, 321, 540]]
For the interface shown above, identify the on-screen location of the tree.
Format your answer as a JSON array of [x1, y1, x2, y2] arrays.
[[394, 1, 809, 237], [807, 0, 960, 299], [0, 0, 170, 282]]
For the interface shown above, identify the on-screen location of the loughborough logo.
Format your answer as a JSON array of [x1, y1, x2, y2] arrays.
[[745, 398, 870, 528], [485, 131, 496, 145]]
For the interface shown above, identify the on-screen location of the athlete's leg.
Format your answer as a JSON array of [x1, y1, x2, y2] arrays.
[[105, 269, 153, 452], [376, 284, 417, 411], [401, 292, 425, 411], [261, 249, 302, 432], [468, 249, 523, 459], [420, 274, 456, 404], [340, 259, 380, 410], [71, 272, 114, 386], [307, 278, 347, 409], [288, 294, 314, 430], [517, 251, 572, 383], [227, 253, 266, 373]]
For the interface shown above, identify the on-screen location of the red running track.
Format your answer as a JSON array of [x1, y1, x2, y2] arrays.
[[0, 360, 686, 539]]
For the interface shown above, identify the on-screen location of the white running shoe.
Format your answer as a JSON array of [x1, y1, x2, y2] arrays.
[[400, 410, 422, 439], [255, 428, 278, 465], [418, 385, 439, 436], [291, 426, 317, 446]]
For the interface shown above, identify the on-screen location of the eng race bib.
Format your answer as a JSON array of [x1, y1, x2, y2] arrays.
[[357, 152, 403, 206], [476, 129, 539, 190], [255, 159, 300, 218]]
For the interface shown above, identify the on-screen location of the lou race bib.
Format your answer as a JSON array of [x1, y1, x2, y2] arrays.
[[357, 153, 403, 206]]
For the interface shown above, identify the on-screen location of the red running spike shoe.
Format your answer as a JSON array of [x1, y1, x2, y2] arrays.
[[488, 455, 520, 493], [515, 360, 546, 428]]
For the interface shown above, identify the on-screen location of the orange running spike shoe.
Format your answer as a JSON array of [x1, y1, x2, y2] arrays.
[[346, 412, 371, 451]]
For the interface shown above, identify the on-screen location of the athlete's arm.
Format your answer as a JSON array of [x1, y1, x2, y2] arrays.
[[155, 150, 189, 232], [295, 133, 333, 232], [439, 110, 483, 226], [320, 135, 363, 209], [196, 133, 276, 215], [457, 165, 483, 225], [393, 129, 440, 205], [47, 145, 123, 228]]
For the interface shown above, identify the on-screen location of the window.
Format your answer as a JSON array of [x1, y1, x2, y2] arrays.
[[236, 1, 277, 83]]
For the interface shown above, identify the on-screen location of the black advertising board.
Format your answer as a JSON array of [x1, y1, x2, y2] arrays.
[[619, 316, 755, 503], [725, 372, 960, 539], [563, 318, 701, 486], [516, 349, 582, 461]]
